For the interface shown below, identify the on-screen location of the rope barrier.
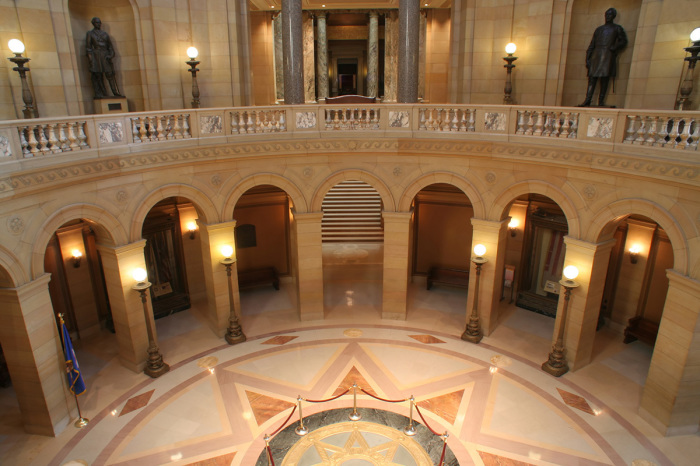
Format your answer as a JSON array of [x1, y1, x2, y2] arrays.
[[305, 389, 350, 403], [269, 404, 297, 436], [359, 388, 408, 403], [414, 405, 442, 436]]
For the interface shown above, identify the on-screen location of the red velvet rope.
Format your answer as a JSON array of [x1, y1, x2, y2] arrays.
[[414, 405, 441, 436], [359, 388, 407, 403], [305, 389, 350, 403], [266, 445, 275, 466], [438, 441, 447, 466], [270, 404, 297, 436]]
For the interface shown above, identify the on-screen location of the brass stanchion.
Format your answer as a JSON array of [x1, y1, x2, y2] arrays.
[[220, 245, 246, 345], [295, 396, 308, 436], [542, 266, 580, 377], [403, 395, 417, 436], [462, 244, 488, 343], [438, 431, 449, 466], [349, 383, 361, 421], [264, 434, 273, 466]]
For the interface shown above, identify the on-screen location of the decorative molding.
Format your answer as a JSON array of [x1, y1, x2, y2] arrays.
[[7, 216, 24, 235], [584, 184, 597, 200], [116, 190, 128, 203]]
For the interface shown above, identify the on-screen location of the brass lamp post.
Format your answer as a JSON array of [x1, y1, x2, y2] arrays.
[[186, 46, 200, 109], [220, 244, 246, 345], [503, 42, 518, 104], [461, 244, 488, 343], [677, 28, 700, 110], [542, 265, 580, 377], [7, 39, 37, 118], [132, 268, 170, 378]]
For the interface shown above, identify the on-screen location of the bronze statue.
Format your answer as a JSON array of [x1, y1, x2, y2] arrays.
[[580, 8, 627, 107], [86, 17, 122, 99]]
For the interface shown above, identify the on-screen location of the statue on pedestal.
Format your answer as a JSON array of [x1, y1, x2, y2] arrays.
[[86, 17, 123, 99], [580, 8, 628, 107]]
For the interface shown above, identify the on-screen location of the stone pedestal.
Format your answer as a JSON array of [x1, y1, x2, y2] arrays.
[[382, 212, 412, 320], [197, 220, 239, 337], [293, 212, 324, 321], [94, 97, 128, 114]]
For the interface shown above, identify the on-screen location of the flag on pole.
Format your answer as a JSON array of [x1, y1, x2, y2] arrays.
[[59, 315, 86, 396]]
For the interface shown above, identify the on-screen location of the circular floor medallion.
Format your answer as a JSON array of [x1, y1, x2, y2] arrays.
[[281, 421, 432, 466]]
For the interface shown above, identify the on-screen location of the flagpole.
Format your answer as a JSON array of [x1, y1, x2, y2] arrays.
[[58, 313, 89, 428]]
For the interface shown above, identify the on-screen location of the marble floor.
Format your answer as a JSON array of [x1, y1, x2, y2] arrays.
[[0, 243, 698, 465]]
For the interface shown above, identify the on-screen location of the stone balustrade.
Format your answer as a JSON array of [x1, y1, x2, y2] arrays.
[[0, 105, 697, 166]]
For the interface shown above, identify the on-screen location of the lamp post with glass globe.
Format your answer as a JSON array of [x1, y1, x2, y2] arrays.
[[186, 46, 200, 108], [132, 267, 169, 378], [7, 39, 37, 118], [462, 244, 488, 344], [677, 28, 700, 110], [503, 42, 518, 104], [220, 244, 246, 345], [541, 265, 580, 377]]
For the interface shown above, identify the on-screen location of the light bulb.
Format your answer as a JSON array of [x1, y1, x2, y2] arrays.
[[690, 27, 700, 43], [71, 249, 83, 259], [563, 265, 579, 280], [8, 39, 25, 54], [629, 244, 641, 254], [186, 46, 198, 59], [505, 42, 517, 55], [221, 244, 234, 259], [508, 218, 519, 229], [133, 267, 148, 283], [474, 244, 486, 257], [187, 221, 197, 232]]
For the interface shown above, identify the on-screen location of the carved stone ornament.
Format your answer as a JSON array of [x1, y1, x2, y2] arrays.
[[393, 166, 402, 177], [211, 174, 222, 186], [584, 184, 597, 199], [116, 190, 128, 203], [303, 167, 314, 178], [486, 172, 497, 184], [7, 216, 24, 235]]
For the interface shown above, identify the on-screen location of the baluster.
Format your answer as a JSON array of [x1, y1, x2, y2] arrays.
[[67, 123, 80, 150], [516, 111, 526, 134], [230, 112, 239, 134], [419, 108, 426, 130], [19, 127, 30, 156], [458, 109, 466, 131], [669, 118, 681, 147], [77, 122, 88, 148], [679, 119, 692, 149], [569, 114, 579, 138], [261, 111, 270, 132], [325, 109, 332, 129], [59, 123, 70, 151], [26, 127, 39, 155], [560, 113, 571, 138], [438, 108, 446, 131], [624, 115, 637, 143], [253, 111, 261, 133], [272, 111, 279, 132], [171, 114, 181, 139], [156, 116, 166, 141], [131, 118, 140, 142], [427, 109, 435, 130], [137, 117, 147, 142], [449, 109, 457, 131], [468, 109, 475, 132], [146, 116, 155, 140], [524, 112, 535, 135], [363, 108, 370, 129], [279, 110, 286, 131], [551, 113, 561, 137], [644, 117, 658, 146], [371, 109, 379, 129], [533, 111, 545, 136], [541, 113, 552, 137], [689, 118, 699, 150], [245, 111, 253, 133], [349, 108, 356, 129], [634, 116, 648, 144], [182, 115, 191, 138], [164, 115, 174, 139], [38, 125, 50, 154], [332, 109, 340, 129]]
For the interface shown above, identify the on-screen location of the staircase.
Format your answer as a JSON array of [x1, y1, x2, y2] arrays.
[[322, 180, 383, 242]]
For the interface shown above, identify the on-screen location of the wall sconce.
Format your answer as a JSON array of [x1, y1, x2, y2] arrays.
[[677, 28, 700, 110], [628, 244, 641, 264], [542, 265, 579, 377], [7, 39, 37, 119], [503, 42, 518, 104], [508, 218, 519, 237], [186, 46, 200, 109], [71, 249, 83, 268], [186, 221, 197, 240]]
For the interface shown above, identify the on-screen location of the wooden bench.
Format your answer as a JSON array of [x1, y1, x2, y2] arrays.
[[623, 316, 659, 346], [427, 267, 469, 290], [238, 267, 280, 291], [325, 95, 377, 104]]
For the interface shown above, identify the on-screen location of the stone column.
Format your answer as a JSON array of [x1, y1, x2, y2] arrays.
[[640, 270, 700, 436], [382, 212, 412, 320], [367, 11, 379, 98], [273, 12, 284, 102], [303, 12, 316, 103], [0, 275, 71, 436], [97, 240, 151, 373], [282, 0, 304, 104], [469, 219, 509, 336], [418, 11, 427, 101], [292, 212, 324, 321], [197, 220, 239, 337], [316, 12, 329, 101], [383, 11, 398, 102], [398, 0, 420, 102], [558, 237, 615, 371]]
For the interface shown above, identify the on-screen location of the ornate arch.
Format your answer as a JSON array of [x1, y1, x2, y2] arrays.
[[397, 172, 486, 218], [489, 180, 581, 238], [587, 199, 690, 276], [221, 173, 308, 218], [0, 245, 28, 287], [129, 184, 219, 240], [31, 203, 126, 279], [310, 170, 395, 213]]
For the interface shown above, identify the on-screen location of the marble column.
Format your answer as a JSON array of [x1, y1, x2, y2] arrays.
[[197, 220, 239, 337], [316, 12, 329, 101], [367, 11, 379, 98], [282, 0, 304, 105], [557, 237, 615, 371], [272, 12, 284, 102], [468, 218, 509, 336], [292, 212, 324, 321], [640, 270, 700, 435], [0, 275, 71, 436], [382, 212, 412, 320], [96, 240, 151, 373], [303, 12, 316, 103], [398, 0, 420, 102], [383, 11, 398, 102], [418, 11, 427, 101]]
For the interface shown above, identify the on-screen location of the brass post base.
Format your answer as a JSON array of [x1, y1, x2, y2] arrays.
[[144, 346, 170, 378], [541, 348, 569, 377], [225, 321, 246, 345], [461, 318, 483, 344], [74, 417, 89, 428]]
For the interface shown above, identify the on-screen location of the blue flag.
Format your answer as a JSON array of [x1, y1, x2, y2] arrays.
[[61, 320, 86, 396]]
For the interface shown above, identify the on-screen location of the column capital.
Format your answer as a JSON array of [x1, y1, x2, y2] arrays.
[[96, 239, 147, 255], [666, 269, 700, 295], [0, 272, 51, 298], [563, 236, 616, 255], [294, 212, 324, 223], [197, 219, 237, 233], [382, 211, 412, 222], [471, 217, 508, 232]]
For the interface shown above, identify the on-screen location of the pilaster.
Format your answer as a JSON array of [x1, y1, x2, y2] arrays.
[[382, 212, 412, 320], [293, 212, 324, 321]]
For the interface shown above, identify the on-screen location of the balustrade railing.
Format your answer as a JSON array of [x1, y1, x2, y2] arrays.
[[516, 110, 579, 138], [623, 114, 698, 150], [324, 107, 380, 130], [18, 121, 88, 156], [131, 114, 191, 142], [419, 107, 476, 132], [231, 109, 286, 134]]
